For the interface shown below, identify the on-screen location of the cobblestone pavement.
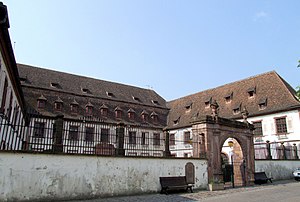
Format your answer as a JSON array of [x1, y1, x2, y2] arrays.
[[66, 180, 300, 202]]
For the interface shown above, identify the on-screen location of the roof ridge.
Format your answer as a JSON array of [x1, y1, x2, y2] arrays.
[[168, 70, 277, 103]]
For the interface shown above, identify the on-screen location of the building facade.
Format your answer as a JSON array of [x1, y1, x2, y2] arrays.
[[0, 2, 27, 150]]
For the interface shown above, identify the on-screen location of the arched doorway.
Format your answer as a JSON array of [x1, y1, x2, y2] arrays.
[[191, 115, 255, 189], [222, 138, 246, 187]]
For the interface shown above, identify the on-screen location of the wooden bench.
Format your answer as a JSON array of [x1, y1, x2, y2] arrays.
[[159, 176, 193, 194], [254, 172, 273, 184]]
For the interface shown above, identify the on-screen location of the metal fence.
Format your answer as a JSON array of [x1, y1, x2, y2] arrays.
[[254, 140, 300, 160]]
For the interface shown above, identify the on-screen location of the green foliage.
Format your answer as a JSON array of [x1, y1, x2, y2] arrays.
[[298, 60, 300, 67], [296, 86, 300, 99]]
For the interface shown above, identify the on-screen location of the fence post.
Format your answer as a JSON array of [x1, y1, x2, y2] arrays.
[[280, 142, 286, 160], [293, 143, 299, 159], [53, 115, 64, 153], [116, 122, 125, 156], [164, 130, 171, 157], [266, 140, 272, 159]]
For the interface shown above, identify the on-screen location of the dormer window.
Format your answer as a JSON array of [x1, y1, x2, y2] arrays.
[[37, 95, 47, 109], [173, 116, 180, 125], [85, 102, 93, 115], [70, 99, 79, 113], [247, 87, 256, 98], [54, 97, 63, 111], [233, 103, 241, 115], [141, 110, 149, 122], [115, 106, 122, 119], [50, 82, 60, 89], [132, 96, 141, 102], [19, 77, 27, 84], [185, 102, 192, 112], [100, 104, 108, 117], [106, 92, 114, 97], [150, 111, 158, 123], [82, 88, 91, 94], [224, 92, 233, 103], [204, 97, 212, 108], [258, 98, 267, 110], [127, 108, 135, 120], [152, 100, 159, 105]]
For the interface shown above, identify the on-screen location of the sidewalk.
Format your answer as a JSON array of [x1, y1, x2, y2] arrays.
[[66, 179, 298, 202]]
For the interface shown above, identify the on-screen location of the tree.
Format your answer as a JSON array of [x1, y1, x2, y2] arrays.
[[296, 86, 300, 100], [298, 60, 300, 68]]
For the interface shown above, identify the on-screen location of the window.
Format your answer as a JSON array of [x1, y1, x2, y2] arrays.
[[34, 122, 45, 138], [275, 117, 287, 134], [253, 121, 263, 136], [115, 107, 122, 119], [204, 97, 211, 108], [50, 82, 60, 88], [141, 110, 149, 122], [184, 131, 190, 144], [153, 133, 160, 146], [132, 96, 141, 102], [86, 102, 93, 115], [185, 102, 192, 112], [37, 95, 47, 109], [69, 126, 79, 140], [54, 102, 63, 111], [151, 112, 158, 123], [173, 117, 180, 125], [233, 103, 241, 115], [248, 87, 256, 98], [258, 98, 267, 110], [170, 134, 175, 145], [152, 100, 159, 105], [101, 128, 109, 143], [128, 108, 135, 120], [224, 92, 233, 103], [70, 104, 78, 113], [141, 132, 149, 145], [100, 104, 108, 117], [82, 88, 91, 94], [85, 127, 94, 142], [0, 78, 8, 112], [129, 131, 136, 144], [106, 92, 114, 97]]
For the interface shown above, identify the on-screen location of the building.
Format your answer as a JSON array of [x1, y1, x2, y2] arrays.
[[17, 64, 169, 156], [0, 2, 27, 150], [166, 71, 300, 158]]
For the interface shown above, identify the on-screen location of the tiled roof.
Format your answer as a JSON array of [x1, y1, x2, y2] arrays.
[[17, 64, 169, 128], [167, 71, 300, 129]]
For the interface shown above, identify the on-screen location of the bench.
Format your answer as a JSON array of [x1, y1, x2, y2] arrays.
[[159, 176, 193, 194], [254, 172, 273, 185]]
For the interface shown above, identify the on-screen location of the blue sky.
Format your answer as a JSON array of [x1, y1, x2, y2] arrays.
[[2, 0, 300, 101]]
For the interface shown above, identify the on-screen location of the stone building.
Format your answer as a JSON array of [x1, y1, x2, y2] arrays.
[[166, 71, 300, 158], [17, 64, 169, 156]]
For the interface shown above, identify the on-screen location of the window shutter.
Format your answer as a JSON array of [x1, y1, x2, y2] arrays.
[[287, 117, 293, 133]]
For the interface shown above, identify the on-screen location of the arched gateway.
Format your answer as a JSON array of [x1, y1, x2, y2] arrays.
[[191, 114, 255, 188]]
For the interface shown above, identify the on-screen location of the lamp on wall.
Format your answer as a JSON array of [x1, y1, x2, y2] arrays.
[[228, 140, 234, 148]]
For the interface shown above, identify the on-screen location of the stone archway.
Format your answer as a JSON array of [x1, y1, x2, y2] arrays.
[[191, 115, 255, 188]]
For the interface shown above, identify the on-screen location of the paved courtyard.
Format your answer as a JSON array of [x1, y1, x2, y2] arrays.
[[66, 180, 300, 202]]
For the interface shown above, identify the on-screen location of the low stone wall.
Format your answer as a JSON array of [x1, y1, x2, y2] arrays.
[[0, 153, 208, 201], [255, 160, 300, 180]]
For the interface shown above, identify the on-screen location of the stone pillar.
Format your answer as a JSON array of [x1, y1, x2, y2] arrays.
[[53, 115, 64, 153], [280, 142, 286, 160], [163, 130, 171, 157], [116, 122, 125, 156], [266, 140, 272, 159], [293, 143, 298, 159]]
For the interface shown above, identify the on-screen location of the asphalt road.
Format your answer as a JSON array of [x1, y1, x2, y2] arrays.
[[65, 180, 300, 202]]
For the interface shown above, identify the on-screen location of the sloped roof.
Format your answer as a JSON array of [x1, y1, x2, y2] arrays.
[[17, 64, 169, 128], [167, 71, 300, 129]]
